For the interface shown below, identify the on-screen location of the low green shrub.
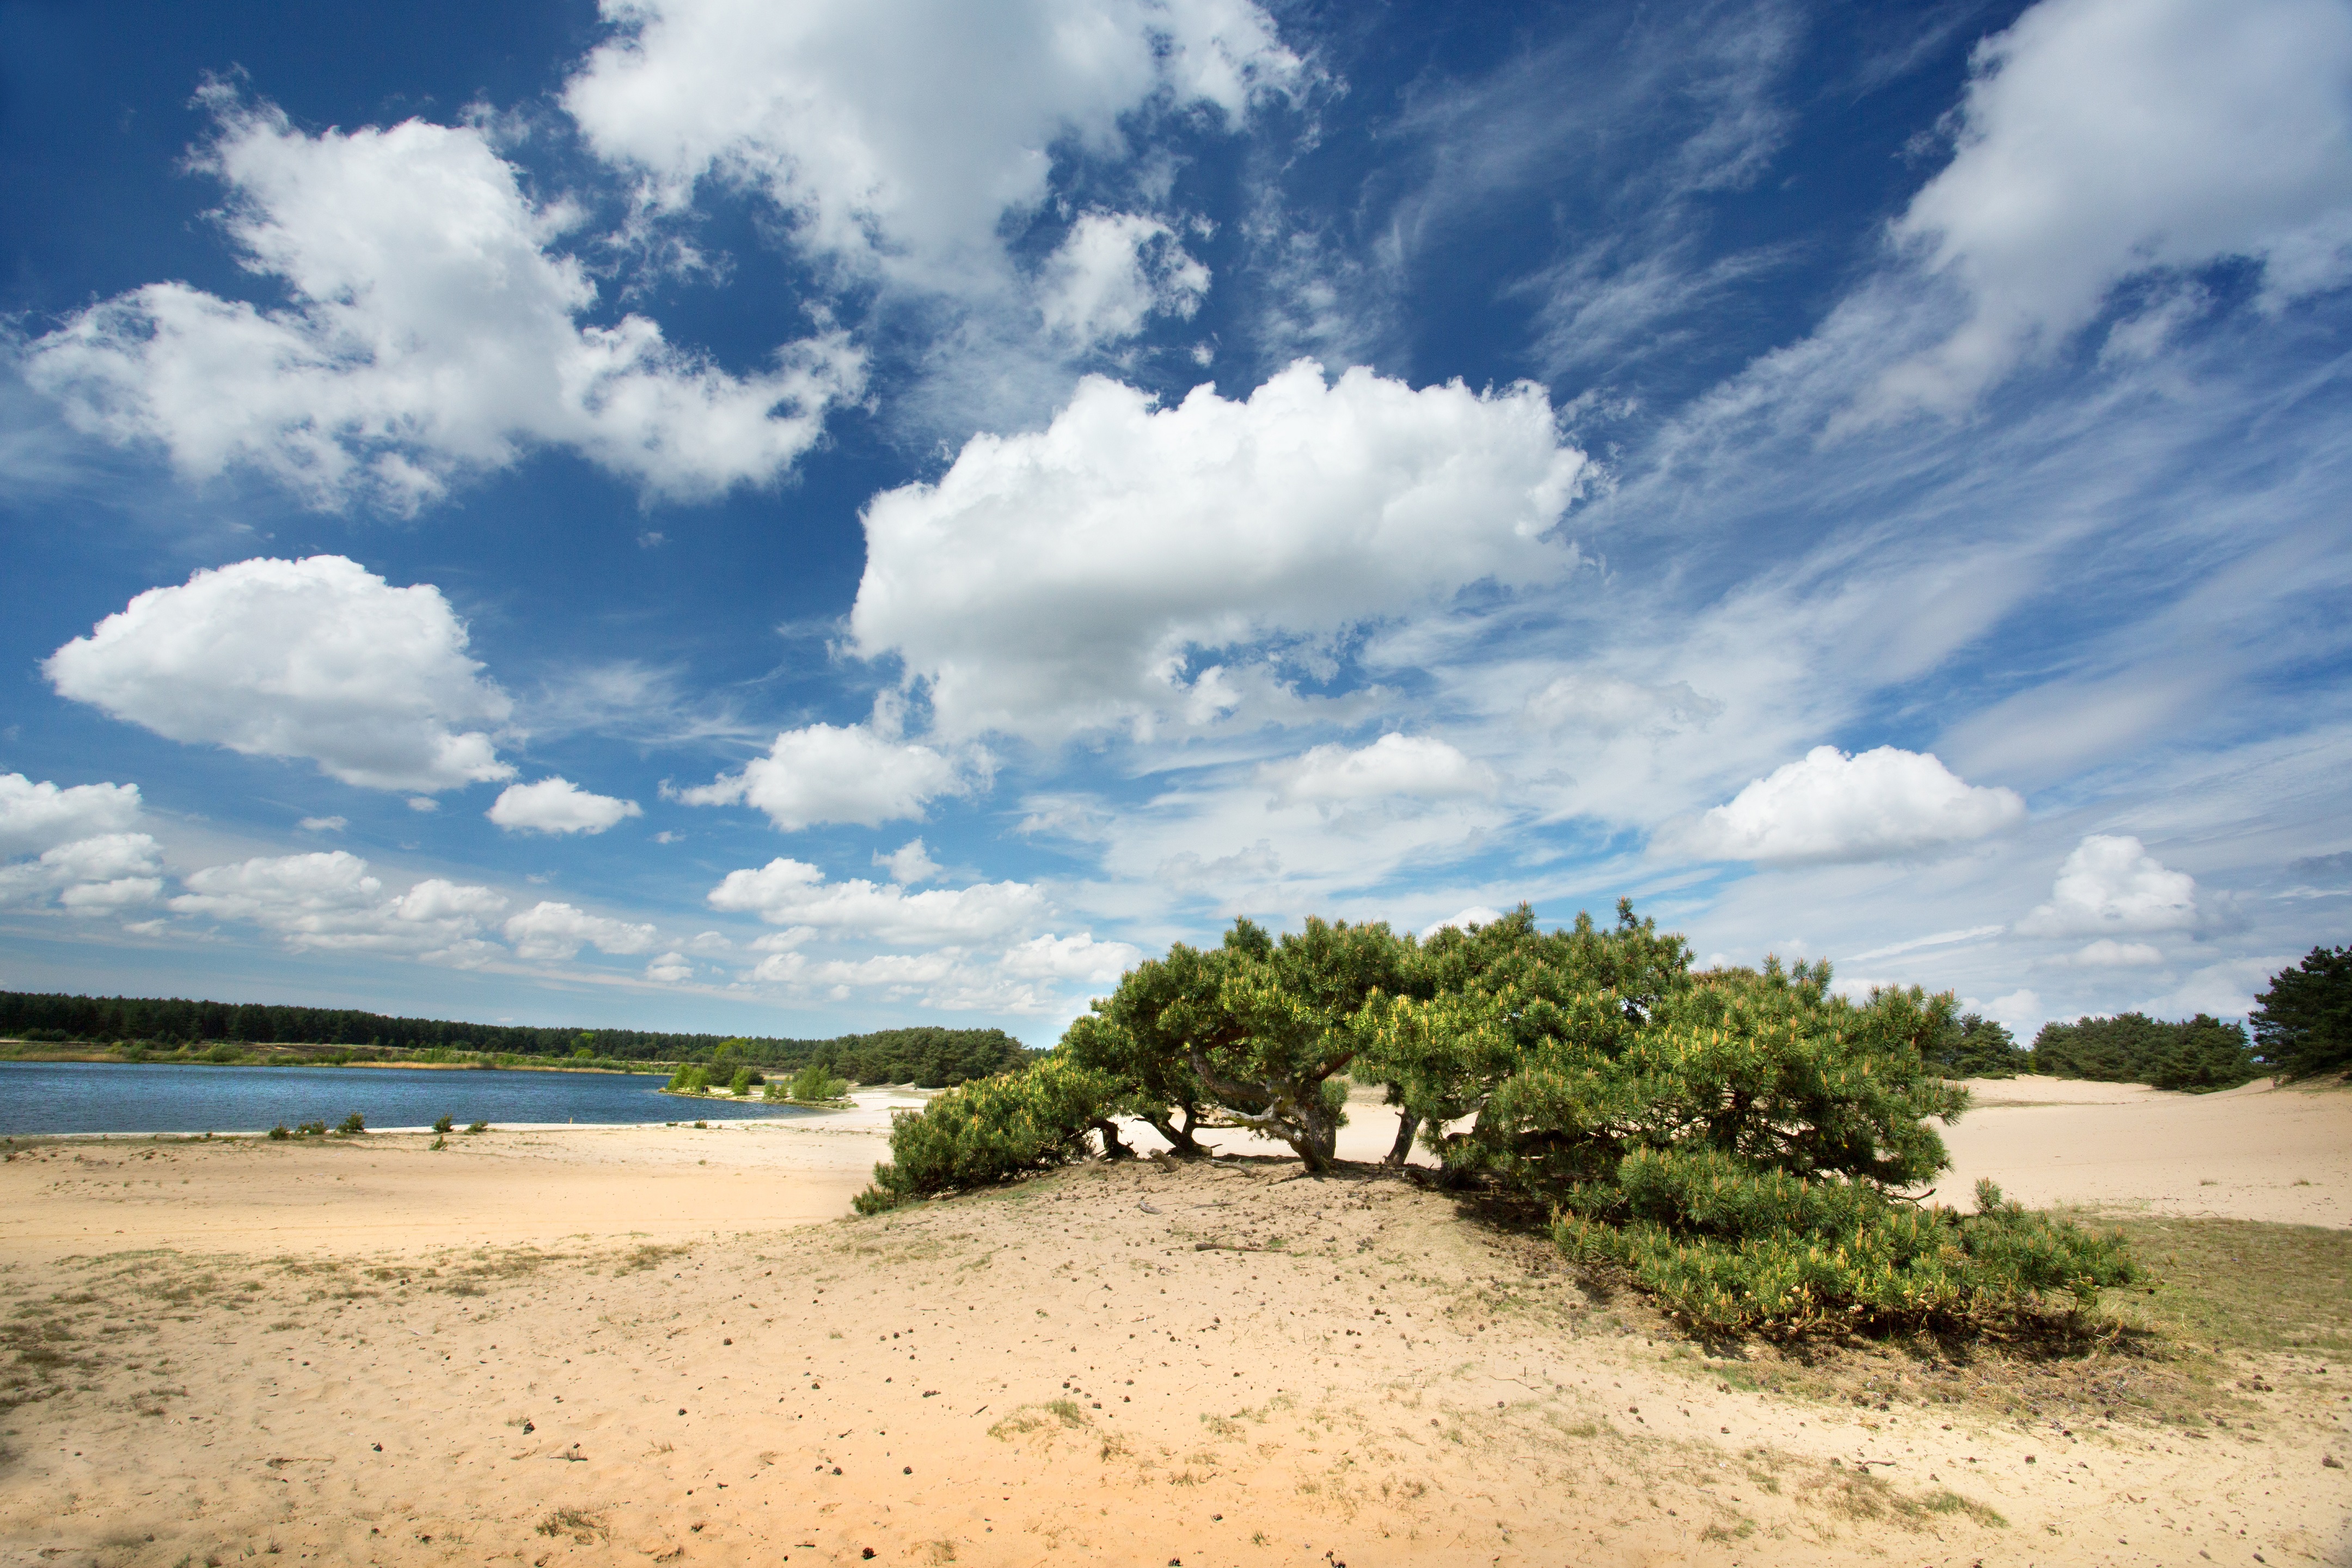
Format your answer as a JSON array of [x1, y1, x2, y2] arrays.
[[786, 1063, 849, 1102], [268, 1124, 290, 1141], [1345, 904, 2138, 1337], [432, 1115, 454, 1134], [295, 1119, 327, 1136], [1554, 1160, 2133, 1336], [667, 1064, 710, 1093], [336, 1111, 366, 1135], [465, 1120, 488, 1134], [853, 1055, 1122, 1213]]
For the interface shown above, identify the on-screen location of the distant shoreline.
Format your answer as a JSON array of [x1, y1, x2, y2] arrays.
[[0, 1041, 663, 1075], [1, 1117, 825, 1142]]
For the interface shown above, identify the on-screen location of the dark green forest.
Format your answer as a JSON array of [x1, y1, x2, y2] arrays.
[[0, 990, 1032, 1087], [2029, 1010, 2261, 1092]]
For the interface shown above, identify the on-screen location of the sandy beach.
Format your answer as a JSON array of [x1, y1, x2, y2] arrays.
[[1, 1079, 2345, 1567]]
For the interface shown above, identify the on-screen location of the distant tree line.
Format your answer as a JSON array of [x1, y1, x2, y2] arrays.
[[0, 990, 1032, 1087], [1917, 1008, 2260, 1091], [1910, 943, 2352, 1092], [2030, 1012, 2259, 1091]]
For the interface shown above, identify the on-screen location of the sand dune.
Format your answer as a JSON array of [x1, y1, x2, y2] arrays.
[[1939, 1076, 2352, 1229], [0, 1079, 2345, 1567]]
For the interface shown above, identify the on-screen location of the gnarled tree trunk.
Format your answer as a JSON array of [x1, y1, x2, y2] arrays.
[[1382, 1110, 1420, 1168], [1185, 1048, 1337, 1173], [1143, 1107, 1207, 1157], [1091, 1118, 1135, 1160]]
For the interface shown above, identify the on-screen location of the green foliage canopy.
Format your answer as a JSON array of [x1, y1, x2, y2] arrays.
[[2251, 945, 2352, 1081], [2031, 1012, 2259, 1092], [1924, 1013, 2026, 1079], [853, 1056, 1121, 1212], [783, 1063, 849, 1102]]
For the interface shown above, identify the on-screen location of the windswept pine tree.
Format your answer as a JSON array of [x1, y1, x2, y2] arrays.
[[855, 899, 2135, 1337]]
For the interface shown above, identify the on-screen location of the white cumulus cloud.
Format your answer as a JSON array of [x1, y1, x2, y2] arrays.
[[487, 777, 644, 835], [393, 878, 512, 924], [850, 362, 1587, 740], [23, 90, 860, 512], [46, 555, 514, 794], [875, 838, 943, 885], [679, 722, 970, 830], [707, 857, 1044, 944], [1039, 212, 1211, 348], [1261, 733, 1496, 806], [753, 949, 961, 989], [171, 851, 506, 961], [2017, 834, 2200, 936], [0, 774, 143, 857], [503, 901, 660, 961], [1000, 931, 1143, 982], [564, 0, 1297, 291], [1680, 745, 2026, 865], [2068, 938, 2166, 967], [2139, 956, 2286, 1020], [1989, 988, 2045, 1035], [0, 832, 166, 915], [1420, 906, 1506, 940], [646, 951, 695, 983], [1880, 0, 2352, 411], [749, 944, 1076, 1013]]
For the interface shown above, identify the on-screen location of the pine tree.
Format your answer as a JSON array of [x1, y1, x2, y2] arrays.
[[2252, 946, 2352, 1081]]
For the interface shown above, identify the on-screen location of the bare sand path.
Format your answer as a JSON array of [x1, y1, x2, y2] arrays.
[[0, 1079, 2345, 1568]]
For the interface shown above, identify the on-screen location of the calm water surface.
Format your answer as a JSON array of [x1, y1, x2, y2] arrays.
[[0, 1060, 814, 1136]]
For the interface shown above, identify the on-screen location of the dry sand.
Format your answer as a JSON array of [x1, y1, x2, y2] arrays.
[[1, 1081, 2346, 1567], [0, 1092, 933, 1265], [1938, 1076, 2352, 1229]]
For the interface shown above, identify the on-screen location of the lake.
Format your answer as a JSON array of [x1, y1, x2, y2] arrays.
[[0, 1059, 818, 1136]]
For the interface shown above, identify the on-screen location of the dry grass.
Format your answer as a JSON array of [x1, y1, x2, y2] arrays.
[[535, 1507, 607, 1543], [610, 1242, 689, 1276]]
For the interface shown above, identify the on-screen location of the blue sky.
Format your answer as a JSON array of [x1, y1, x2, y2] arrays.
[[2, 0, 2347, 1044]]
